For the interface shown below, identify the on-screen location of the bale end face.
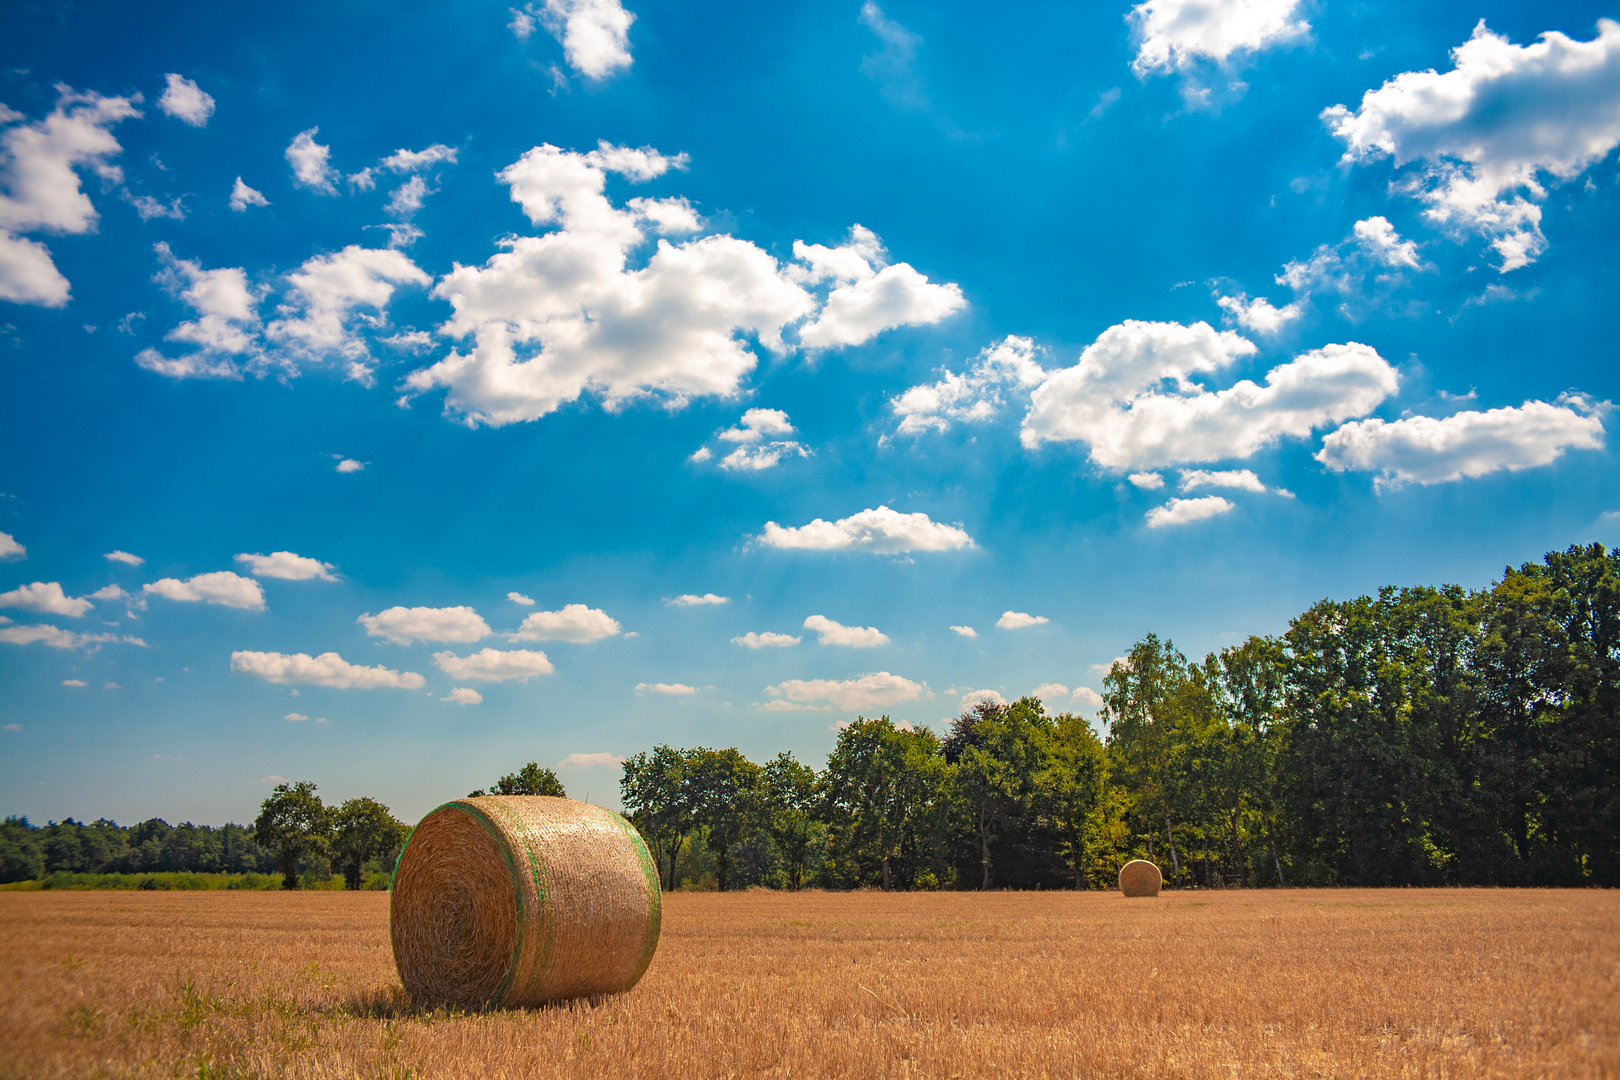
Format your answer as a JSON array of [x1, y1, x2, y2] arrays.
[[391, 795, 661, 1009], [1118, 859, 1163, 897]]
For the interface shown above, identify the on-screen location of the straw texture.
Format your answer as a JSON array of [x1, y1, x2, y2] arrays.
[[1118, 859, 1162, 897], [391, 796, 661, 1009]]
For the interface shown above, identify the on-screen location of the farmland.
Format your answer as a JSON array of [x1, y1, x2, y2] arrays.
[[2, 888, 1616, 1078]]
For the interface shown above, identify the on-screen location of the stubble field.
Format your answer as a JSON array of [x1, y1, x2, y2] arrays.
[[0, 888, 1615, 1079]]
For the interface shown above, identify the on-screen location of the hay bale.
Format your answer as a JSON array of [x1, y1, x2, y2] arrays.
[[1118, 859, 1162, 897], [391, 795, 661, 1009]]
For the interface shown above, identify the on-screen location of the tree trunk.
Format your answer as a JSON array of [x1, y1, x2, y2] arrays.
[[279, 849, 300, 890], [1163, 812, 1182, 886], [881, 854, 892, 891]]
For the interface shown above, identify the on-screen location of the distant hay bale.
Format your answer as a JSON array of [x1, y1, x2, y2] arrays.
[[1118, 859, 1162, 897], [391, 796, 661, 1009]]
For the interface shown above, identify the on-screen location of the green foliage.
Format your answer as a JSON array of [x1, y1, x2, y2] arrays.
[[329, 797, 407, 890], [469, 762, 567, 798], [253, 781, 328, 891]]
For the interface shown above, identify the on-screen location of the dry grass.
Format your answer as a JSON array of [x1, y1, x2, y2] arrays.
[[1, 888, 1615, 1079]]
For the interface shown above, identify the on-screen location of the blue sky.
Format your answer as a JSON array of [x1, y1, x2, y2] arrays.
[[3, 0, 1618, 826]]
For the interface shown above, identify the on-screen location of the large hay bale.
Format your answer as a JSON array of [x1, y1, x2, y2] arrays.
[[1118, 859, 1163, 897], [391, 795, 661, 1009]]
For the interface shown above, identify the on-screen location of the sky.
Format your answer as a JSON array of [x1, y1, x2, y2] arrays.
[[2, 0, 1618, 827]]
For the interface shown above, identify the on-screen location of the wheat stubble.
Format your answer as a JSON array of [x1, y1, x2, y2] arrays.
[[1, 888, 1615, 1078]]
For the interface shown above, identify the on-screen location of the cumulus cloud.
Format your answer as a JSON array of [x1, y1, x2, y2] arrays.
[[667, 593, 727, 607], [433, 647, 554, 681], [1129, 0, 1309, 105], [511, 604, 621, 642], [1128, 472, 1165, 489], [636, 681, 698, 695], [764, 671, 927, 712], [359, 605, 491, 645], [443, 687, 483, 705], [285, 712, 309, 721], [760, 505, 973, 553], [959, 688, 1007, 712], [1031, 683, 1070, 703], [1215, 293, 1303, 335], [0, 532, 24, 561], [381, 145, 459, 172], [286, 129, 338, 194], [1323, 20, 1620, 271], [794, 226, 964, 349], [104, 549, 143, 565], [508, 591, 535, 605], [1179, 468, 1267, 493], [144, 571, 265, 610], [0, 86, 141, 307], [523, 0, 635, 81], [158, 74, 214, 126], [0, 581, 93, 617], [1073, 686, 1105, 709], [231, 649, 425, 689], [229, 177, 269, 212], [87, 585, 129, 602], [335, 458, 366, 473], [265, 246, 430, 382], [1247, 217, 1430, 322], [732, 631, 801, 648], [804, 614, 889, 647], [950, 625, 977, 637], [891, 335, 1045, 435], [63, 679, 87, 687], [234, 551, 337, 581], [1146, 495, 1235, 527], [0, 623, 141, 649], [559, 751, 623, 767], [1317, 396, 1607, 487], [405, 145, 960, 427], [1021, 320, 1398, 470], [135, 242, 264, 380], [699, 408, 811, 471], [997, 611, 1049, 629]]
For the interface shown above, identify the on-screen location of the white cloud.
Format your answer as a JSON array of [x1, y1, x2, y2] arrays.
[[0, 86, 141, 308], [626, 196, 702, 235], [1265, 218, 1429, 315], [348, 168, 376, 192], [231, 649, 425, 689], [804, 614, 889, 647], [997, 611, 1049, 629], [510, 7, 538, 40], [285, 712, 309, 721], [536, 0, 635, 80], [794, 226, 964, 349], [959, 688, 1007, 712], [0, 581, 93, 617], [1146, 495, 1236, 527], [1129, 0, 1309, 105], [386, 175, 430, 217], [433, 647, 554, 682], [511, 604, 621, 642], [719, 408, 795, 443], [1215, 293, 1303, 335], [229, 177, 269, 212], [381, 145, 458, 172], [234, 551, 337, 581], [88, 584, 128, 602], [359, 605, 491, 645], [126, 193, 186, 222], [1022, 321, 1398, 470], [265, 246, 430, 381], [144, 571, 265, 610], [158, 74, 215, 126], [104, 549, 143, 565], [891, 335, 1045, 435], [764, 671, 927, 712], [950, 625, 977, 638], [508, 591, 535, 605], [1179, 468, 1267, 493], [63, 679, 87, 687], [286, 129, 338, 194], [335, 458, 366, 473], [1073, 686, 1105, 709], [760, 505, 974, 553], [559, 751, 622, 767], [1031, 683, 1070, 703], [1093, 656, 1129, 674], [1323, 20, 1620, 271], [136, 242, 263, 380], [443, 687, 483, 705], [732, 631, 801, 648], [720, 442, 811, 471], [405, 146, 957, 427], [703, 405, 812, 470], [0, 623, 138, 649], [636, 681, 698, 695], [1127, 472, 1165, 489], [1317, 397, 1607, 486], [667, 593, 727, 607]]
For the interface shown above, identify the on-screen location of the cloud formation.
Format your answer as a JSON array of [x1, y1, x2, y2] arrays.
[[229, 177, 269, 211], [265, 246, 430, 383], [891, 335, 1045, 435], [0, 581, 93, 617], [760, 505, 973, 553], [763, 671, 927, 712], [804, 614, 889, 647], [511, 604, 622, 642], [0, 533, 24, 561], [158, 74, 215, 126], [1146, 495, 1235, 527], [559, 751, 623, 768], [144, 571, 265, 609], [443, 687, 482, 705], [1129, 0, 1309, 106], [1317, 396, 1607, 486], [636, 681, 698, 695], [286, 129, 338, 194], [667, 593, 727, 607], [358, 605, 491, 644], [0, 622, 142, 649], [513, 0, 636, 81], [1022, 321, 1398, 470], [231, 649, 425, 689], [235, 551, 337, 581], [1324, 20, 1620, 271], [703, 408, 811, 471], [134, 243, 263, 380], [433, 647, 554, 681], [732, 631, 801, 648], [996, 611, 1049, 629]]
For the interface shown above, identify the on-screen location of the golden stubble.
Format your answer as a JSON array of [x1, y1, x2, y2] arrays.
[[1, 888, 1615, 1079]]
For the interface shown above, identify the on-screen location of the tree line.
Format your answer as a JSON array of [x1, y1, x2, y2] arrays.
[[620, 543, 1617, 890]]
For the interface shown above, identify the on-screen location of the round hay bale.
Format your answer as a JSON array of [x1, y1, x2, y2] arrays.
[[391, 795, 661, 1009], [1118, 859, 1163, 897]]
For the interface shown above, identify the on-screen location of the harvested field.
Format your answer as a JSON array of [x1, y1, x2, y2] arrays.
[[0, 889, 1615, 1079]]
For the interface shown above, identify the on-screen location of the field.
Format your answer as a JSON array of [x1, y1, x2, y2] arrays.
[[1, 889, 1615, 1079]]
